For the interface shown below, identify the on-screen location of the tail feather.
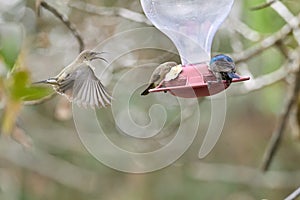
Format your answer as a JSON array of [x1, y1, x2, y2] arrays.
[[141, 83, 155, 96]]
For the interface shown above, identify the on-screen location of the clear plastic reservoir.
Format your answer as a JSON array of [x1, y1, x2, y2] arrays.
[[140, 0, 234, 65]]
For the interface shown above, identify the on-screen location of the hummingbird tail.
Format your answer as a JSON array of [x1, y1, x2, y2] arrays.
[[141, 83, 155, 96]]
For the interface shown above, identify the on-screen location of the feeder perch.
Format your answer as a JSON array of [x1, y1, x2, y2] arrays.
[[149, 63, 250, 98]]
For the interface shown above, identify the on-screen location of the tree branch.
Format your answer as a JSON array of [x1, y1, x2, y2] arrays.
[[232, 65, 288, 95], [23, 92, 57, 106], [37, 0, 85, 52], [285, 187, 300, 200], [250, 0, 279, 11], [261, 60, 300, 171], [270, 0, 300, 45], [188, 162, 300, 189], [68, 1, 152, 26], [230, 51, 299, 95], [0, 139, 100, 193], [233, 12, 300, 64], [227, 18, 261, 42]]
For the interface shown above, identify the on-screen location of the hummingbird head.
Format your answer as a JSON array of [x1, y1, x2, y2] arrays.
[[210, 54, 234, 65], [77, 50, 107, 63], [161, 62, 177, 73]]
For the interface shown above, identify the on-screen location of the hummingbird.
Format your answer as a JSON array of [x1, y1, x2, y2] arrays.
[[33, 50, 112, 108], [208, 54, 240, 83], [141, 61, 178, 95]]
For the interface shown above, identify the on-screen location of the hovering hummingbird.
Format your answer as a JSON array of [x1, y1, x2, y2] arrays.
[[141, 61, 178, 95], [208, 54, 240, 83], [33, 50, 112, 108]]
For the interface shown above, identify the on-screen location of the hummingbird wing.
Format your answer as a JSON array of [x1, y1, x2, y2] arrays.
[[57, 63, 112, 108], [149, 62, 177, 84], [165, 64, 182, 81], [141, 62, 177, 96], [212, 60, 236, 73]]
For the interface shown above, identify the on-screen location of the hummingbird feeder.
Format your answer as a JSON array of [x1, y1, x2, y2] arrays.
[[140, 0, 250, 98]]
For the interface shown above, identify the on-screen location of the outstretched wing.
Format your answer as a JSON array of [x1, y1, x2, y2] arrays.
[[56, 63, 112, 108]]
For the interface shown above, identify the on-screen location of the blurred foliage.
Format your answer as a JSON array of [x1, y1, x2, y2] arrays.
[[0, 32, 21, 70], [0, 61, 52, 135], [0, 25, 53, 136], [8, 70, 52, 101], [243, 0, 285, 33], [297, 97, 300, 131]]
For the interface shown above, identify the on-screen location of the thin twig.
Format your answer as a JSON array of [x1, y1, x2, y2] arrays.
[[189, 162, 300, 189], [270, 0, 300, 45], [250, 0, 279, 11], [232, 12, 300, 64], [233, 26, 290, 63], [0, 139, 100, 193], [261, 62, 300, 171], [227, 18, 261, 42], [259, 5, 300, 170], [23, 92, 57, 106], [230, 47, 299, 95], [68, 1, 152, 26], [38, 0, 85, 52], [31, 1, 85, 105], [232, 65, 289, 95], [285, 187, 300, 200], [276, 40, 290, 59]]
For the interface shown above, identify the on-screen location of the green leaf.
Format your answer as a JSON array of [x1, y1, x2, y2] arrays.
[[21, 86, 53, 101], [9, 71, 53, 101], [243, 0, 285, 33], [0, 24, 23, 71], [10, 71, 28, 99]]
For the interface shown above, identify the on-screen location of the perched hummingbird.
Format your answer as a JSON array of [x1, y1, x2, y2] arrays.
[[141, 61, 178, 95], [33, 50, 112, 108], [209, 54, 240, 83]]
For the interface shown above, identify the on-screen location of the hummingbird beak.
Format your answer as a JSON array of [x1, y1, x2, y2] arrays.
[[90, 52, 108, 63]]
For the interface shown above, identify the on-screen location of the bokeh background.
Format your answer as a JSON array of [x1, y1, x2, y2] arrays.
[[1, 0, 300, 199]]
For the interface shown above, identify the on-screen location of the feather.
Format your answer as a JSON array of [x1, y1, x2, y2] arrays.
[[55, 63, 111, 108]]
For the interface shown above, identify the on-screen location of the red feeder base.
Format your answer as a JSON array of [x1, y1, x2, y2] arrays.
[[149, 63, 250, 98]]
